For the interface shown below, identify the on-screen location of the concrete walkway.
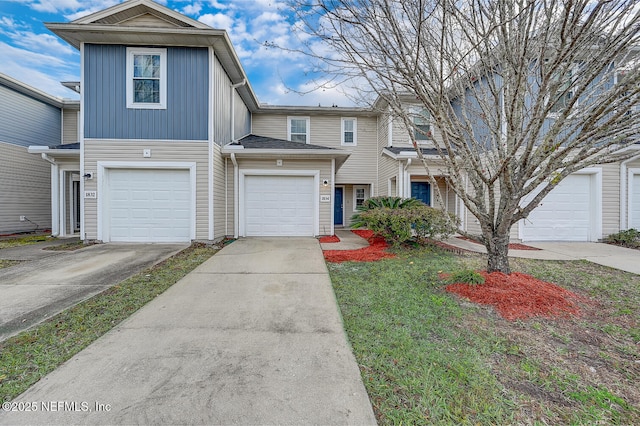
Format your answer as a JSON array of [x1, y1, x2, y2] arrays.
[[1, 238, 376, 425], [442, 237, 640, 275]]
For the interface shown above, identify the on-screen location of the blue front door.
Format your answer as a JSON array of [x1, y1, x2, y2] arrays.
[[334, 187, 344, 225], [411, 182, 431, 205]]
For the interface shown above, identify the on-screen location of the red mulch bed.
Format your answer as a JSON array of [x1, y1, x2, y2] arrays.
[[457, 235, 541, 251], [319, 235, 341, 243], [323, 230, 396, 263], [445, 271, 590, 321]]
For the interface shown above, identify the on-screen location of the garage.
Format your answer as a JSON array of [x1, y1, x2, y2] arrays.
[[631, 173, 640, 229], [521, 174, 595, 242], [243, 175, 316, 236], [106, 169, 191, 242]]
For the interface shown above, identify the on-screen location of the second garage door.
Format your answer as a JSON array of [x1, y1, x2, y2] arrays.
[[107, 169, 191, 242], [244, 175, 315, 236], [521, 174, 593, 242]]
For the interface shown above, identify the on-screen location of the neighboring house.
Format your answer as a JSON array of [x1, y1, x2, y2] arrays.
[[0, 73, 79, 235], [25, 0, 638, 243]]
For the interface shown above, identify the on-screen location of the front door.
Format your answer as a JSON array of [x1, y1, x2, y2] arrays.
[[334, 187, 344, 225], [411, 182, 431, 205]]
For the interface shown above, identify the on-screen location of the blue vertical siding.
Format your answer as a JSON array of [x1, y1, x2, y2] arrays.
[[84, 44, 209, 140], [0, 85, 61, 147]]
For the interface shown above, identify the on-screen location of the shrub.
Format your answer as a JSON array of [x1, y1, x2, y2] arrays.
[[450, 269, 485, 285], [605, 229, 640, 248], [353, 202, 458, 246], [351, 196, 424, 229]]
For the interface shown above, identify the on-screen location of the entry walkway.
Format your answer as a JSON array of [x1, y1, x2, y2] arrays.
[[0, 238, 376, 425]]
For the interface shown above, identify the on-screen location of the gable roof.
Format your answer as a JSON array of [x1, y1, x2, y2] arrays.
[[45, 0, 260, 112]]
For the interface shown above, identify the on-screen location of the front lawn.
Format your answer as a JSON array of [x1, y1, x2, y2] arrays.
[[328, 247, 640, 424]]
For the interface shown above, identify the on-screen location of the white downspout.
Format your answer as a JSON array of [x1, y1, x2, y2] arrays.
[[231, 153, 239, 238], [42, 153, 60, 237]]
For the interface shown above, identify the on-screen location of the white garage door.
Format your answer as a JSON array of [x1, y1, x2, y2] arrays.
[[244, 175, 315, 236], [522, 174, 592, 242], [632, 174, 640, 229], [107, 169, 191, 242]]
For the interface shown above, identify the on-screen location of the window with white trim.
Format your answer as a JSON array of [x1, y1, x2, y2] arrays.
[[353, 185, 369, 210], [126, 47, 167, 109], [411, 107, 431, 140], [341, 117, 357, 145], [288, 117, 310, 143]]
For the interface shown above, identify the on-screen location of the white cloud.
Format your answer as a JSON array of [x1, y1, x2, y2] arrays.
[[181, 2, 202, 16], [198, 12, 234, 30], [0, 41, 79, 98], [11, 32, 76, 56]]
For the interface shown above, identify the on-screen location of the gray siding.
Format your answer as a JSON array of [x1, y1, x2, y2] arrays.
[[83, 140, 210, 240], [0, 142, 52, 233], [0, 84, 61, 148], [234, 90, 251, 140], [84, 44, 208, 140], [212, 143, 227, 239]]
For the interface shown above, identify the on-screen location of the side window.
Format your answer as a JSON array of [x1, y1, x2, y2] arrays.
[[411, 107, 431, 140], [353, 185, 369, 210], [341, 117, 357, 146], [288, 117, 310, 143], [126, 47, 167, 109]]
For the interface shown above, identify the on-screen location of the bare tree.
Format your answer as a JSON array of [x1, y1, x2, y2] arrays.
[[289, 0, 640, 273]]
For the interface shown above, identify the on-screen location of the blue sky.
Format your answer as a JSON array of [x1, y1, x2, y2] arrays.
[[0, 0, 353, 106]]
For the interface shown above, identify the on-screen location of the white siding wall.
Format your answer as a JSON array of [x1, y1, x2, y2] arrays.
[[62, 108, 79, 145], [83, 140, 209, 240], [0, 142, 52, 233], [251, 113, 378, 184]]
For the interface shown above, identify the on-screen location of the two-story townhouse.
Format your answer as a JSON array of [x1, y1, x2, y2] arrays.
[[0, 73, 79, 235], [449, 55, 640, 243], [374, 97, 460, 221]]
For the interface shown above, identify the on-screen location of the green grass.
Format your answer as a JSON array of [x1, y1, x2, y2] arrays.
[[0, 235, 50, 250], [328, 247, 640, 425], [0, 243, 218, 403]]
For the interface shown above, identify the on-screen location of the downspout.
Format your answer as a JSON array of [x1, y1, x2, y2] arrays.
[[230, 79, 246, 142], [620, 152, 640, 230], [231, 153, 239, 238], [41, 153, 60, 237], [403, 158, 412, 198]]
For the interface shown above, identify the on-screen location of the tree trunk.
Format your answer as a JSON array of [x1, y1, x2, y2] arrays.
[[485, 232, 511, 274]]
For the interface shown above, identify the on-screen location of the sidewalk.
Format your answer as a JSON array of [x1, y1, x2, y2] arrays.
[[442, 236, 640, 275], [1, 238, 376, 425]]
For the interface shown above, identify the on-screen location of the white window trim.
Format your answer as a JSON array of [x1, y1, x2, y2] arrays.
[[126, 47, 167, 110], [287, 116, 310, 144], [409, 106, 431, 141], [353, 185, 369, 211], [341, 117, 357, 146]]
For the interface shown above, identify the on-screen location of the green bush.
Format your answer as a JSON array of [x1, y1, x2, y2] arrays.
[[353, 202, 458, 246], [351, 196, 424, 229], [449, 269, 485, 285], [605, 229, 640, 248]]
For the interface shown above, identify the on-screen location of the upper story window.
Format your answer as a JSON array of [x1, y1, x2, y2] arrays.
[[411, 107, 431, 140], [548, 62, 583, 114], [126, 47, 167, 109], [341, 117, 357, 146], [288, 117, 310, 143]]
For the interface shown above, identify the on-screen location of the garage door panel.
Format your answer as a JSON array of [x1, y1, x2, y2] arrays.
[[244, 175, 315, 236], [107, 169, 191, 243], [522, 174, 593, 242], [632, 174, 640, 229]]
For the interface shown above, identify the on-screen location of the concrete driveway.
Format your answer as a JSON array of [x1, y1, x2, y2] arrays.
[[0, 241, 187, 341], [0, 237, 376, 425]]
